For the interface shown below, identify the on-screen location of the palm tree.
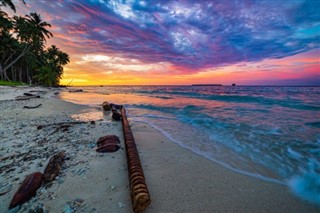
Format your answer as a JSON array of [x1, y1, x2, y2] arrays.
[[0, 31, 19, 80], [0, 0, 16, 12], [36, 45, 69, 86], [47, 45, 70, 65], [0, 10, 13, 33], [0, 0, 70, 86], [1, 12, 53, 77], [0, 0, 26, 12], [35, 66, 56, 87], [25, 13, 53, 45]]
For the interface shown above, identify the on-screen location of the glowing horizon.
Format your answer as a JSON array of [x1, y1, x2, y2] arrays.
[[11, 0, 320, 86]]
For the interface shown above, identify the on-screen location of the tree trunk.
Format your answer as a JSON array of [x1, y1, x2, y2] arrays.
[[0, 45, 30, 75], [19, 68, 22, 82]]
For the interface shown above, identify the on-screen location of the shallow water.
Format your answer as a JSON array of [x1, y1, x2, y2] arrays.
[[60, 85, 320, 205]]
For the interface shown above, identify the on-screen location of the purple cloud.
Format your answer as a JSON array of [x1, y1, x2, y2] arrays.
[[14, 0, 320, 70]]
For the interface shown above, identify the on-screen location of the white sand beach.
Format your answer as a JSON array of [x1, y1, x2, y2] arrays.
[[0, 86, 319, 213]]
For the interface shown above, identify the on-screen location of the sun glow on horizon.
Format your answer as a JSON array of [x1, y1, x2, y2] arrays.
[[61, 49, 320, 86]]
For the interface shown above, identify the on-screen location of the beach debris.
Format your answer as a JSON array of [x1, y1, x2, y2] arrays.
[[15, 94, 40, 101], [110, 103, 122, 110], [29, 90, 48, 94], [97, 135, 120, 147], [121, 107, 151, 213], [112, 110, 121, 121], [96, 135, 120, 153], [23, 104, 42, 109], [43, 151, 65, 183], [23, 93, 34, 96], [102, 101, 111, 111], [68, 89, 83, 93], [9, 172, 43, 209], [37, 121, 89, 130], [96, 144, 120, 153], [103, 102, 123, 120], [111, 104, 122, 121], [74, 199, 85, 207]]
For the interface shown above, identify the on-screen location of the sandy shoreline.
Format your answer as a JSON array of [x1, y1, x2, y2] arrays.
[[0, 86, 319, 213]]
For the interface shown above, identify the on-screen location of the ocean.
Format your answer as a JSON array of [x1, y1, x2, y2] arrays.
[[59, 85, 320, 205]]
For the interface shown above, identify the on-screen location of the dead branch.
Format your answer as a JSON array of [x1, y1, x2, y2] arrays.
[[37, 121, 90, 130], [23, 104, 42, 109], [15, 96, 40, 101]]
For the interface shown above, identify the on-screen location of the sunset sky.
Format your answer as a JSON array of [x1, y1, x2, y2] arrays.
[[11, 0, 320, 86]]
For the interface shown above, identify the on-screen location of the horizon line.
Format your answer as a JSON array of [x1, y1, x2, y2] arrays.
[[64, 84, 320, 87]]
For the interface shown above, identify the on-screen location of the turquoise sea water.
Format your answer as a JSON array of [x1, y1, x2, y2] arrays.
[[60, 85, 320, 205]]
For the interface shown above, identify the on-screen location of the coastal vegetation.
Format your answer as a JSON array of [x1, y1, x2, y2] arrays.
[[0, 0, 69, 86], [0, 79, 25, 86]]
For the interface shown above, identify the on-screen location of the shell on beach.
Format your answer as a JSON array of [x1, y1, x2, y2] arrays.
[[43, 151, 65, 183], [9, 172, 43, 209]]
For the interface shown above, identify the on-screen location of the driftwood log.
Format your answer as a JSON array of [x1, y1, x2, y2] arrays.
[[15, 95, 40, 101], [43, 151, 65, 183], [23, 93, 34, 96], [121, 107, 151, 213], [9, 172, 43, 209]]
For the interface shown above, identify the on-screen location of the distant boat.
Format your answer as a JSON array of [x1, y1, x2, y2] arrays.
[[192, 84, 222, 86], [232, 83, 236, 86]]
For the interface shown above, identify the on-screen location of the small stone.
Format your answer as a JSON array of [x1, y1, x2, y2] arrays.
[[118, 202, 125, 208], [73, 198, 84, 207], [63, 204, 73, 213], [88, 143, 96, 148], [110, 185, 115, 190]]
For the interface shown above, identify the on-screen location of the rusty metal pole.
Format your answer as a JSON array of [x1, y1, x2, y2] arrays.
[[121, 107, 151, 213]]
